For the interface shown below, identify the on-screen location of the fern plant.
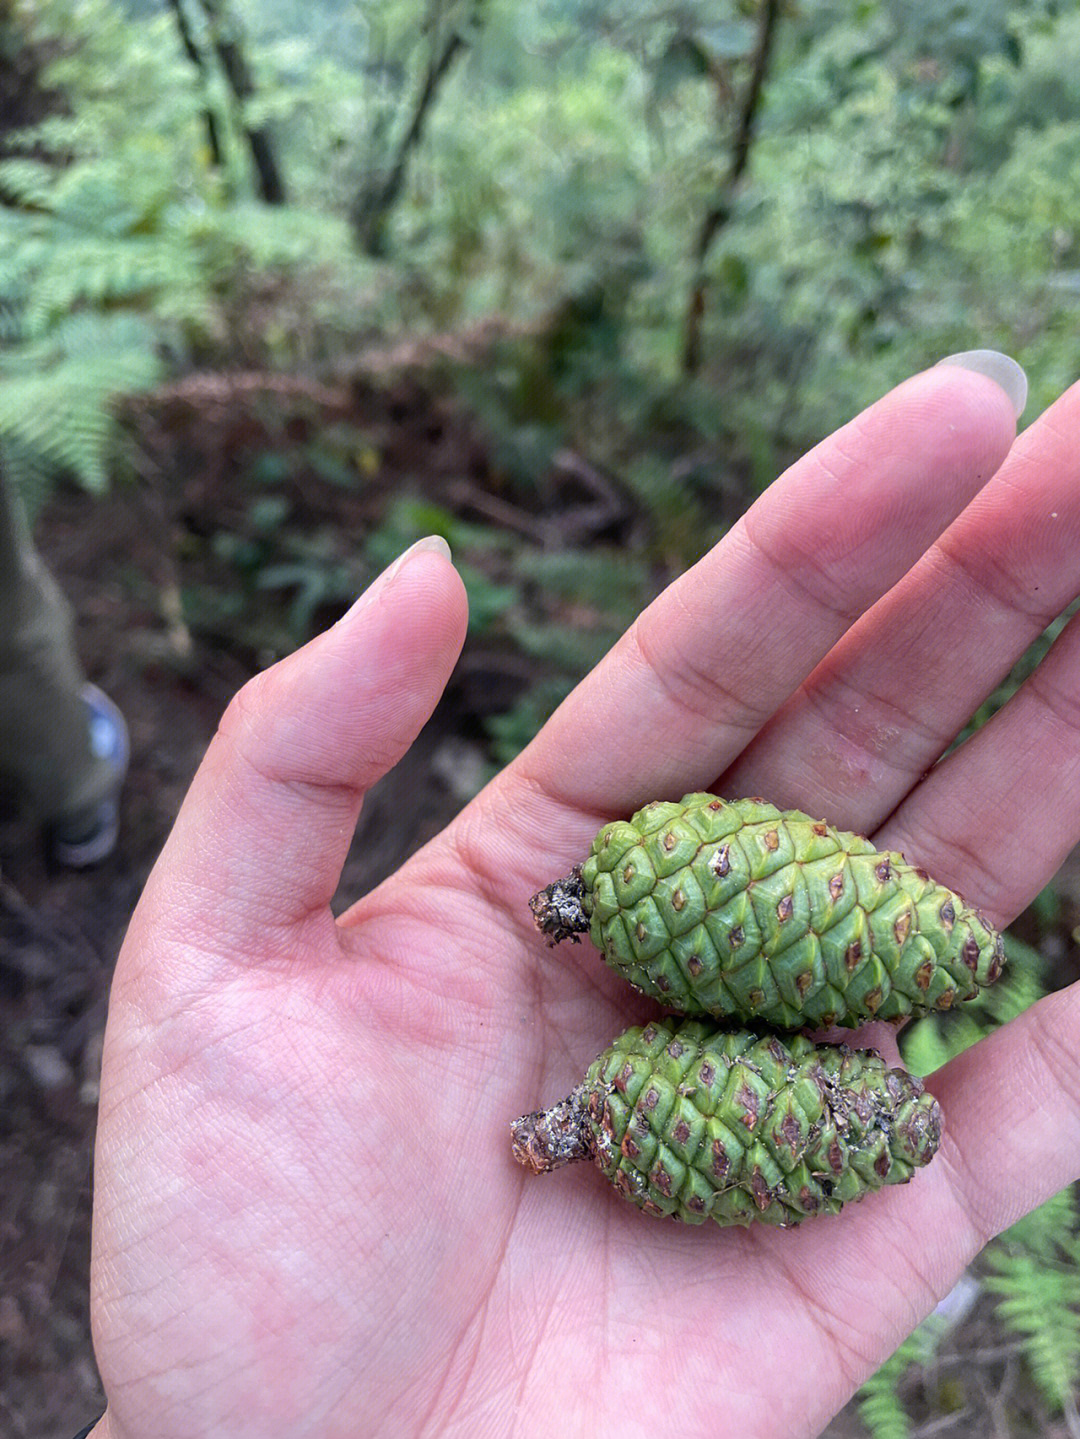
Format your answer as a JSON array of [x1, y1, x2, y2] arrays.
[[0, 3, 203, 489], [852, 1186, 1080, 1437], [0, 0, 377, 495], [855, 1333, 923, 1439], [984, 1188, 1080, 1424], [855, 1303, 957, 1439], [0, 311, 163, 494]]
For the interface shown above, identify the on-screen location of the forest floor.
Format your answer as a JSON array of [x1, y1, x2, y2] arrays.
[[0, 370, 1076, 1438]]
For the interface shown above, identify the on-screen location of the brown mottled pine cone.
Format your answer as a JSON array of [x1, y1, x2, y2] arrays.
[[511, 1018, 941, 1227]]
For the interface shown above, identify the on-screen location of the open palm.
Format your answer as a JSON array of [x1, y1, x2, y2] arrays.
[[90, 361, 1080, 1439]]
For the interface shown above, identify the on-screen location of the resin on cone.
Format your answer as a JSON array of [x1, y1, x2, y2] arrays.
[[530, 793, 1004, 1031], [511, 1019, 942, 1226]]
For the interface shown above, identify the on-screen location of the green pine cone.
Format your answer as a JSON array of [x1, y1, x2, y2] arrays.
[[530, 793, 1004, 1031], [511, 1018, 941, 1226]]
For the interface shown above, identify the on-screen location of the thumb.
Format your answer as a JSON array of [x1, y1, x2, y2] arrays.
[[137, 536, 468, 964]]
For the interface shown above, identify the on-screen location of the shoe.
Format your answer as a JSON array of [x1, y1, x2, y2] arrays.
[[48, 684, 130, 869]]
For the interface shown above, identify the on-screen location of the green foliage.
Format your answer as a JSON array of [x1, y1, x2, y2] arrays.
[[0, 312, 162, 495], [187, 493, 363, 651], [512, 546, 651, 620], [715, 1, 1080, 433], [10, 0, 1080, 510], [0, 0, 377, 491], [364, 496, 520, 633], [856, 1306, 954, 1439], [484, 678, 574, 769], [997, 1186, 1079, 1266], [985, 1189, 1080, 1417], [854, 1187, 1080, 1436], [856, 1336, 922, 1439], [279, 0, 1079, 456], [481, 543, 658, 766]]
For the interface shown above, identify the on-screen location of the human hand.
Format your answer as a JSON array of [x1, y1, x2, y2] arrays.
[[89, 358, 1080, 1438]]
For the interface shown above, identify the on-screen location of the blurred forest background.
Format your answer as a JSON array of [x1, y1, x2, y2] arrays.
[[1, 0, 1080, 1434]]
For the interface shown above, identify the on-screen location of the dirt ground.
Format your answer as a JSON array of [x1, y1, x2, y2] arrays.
[[2, 373, 1078, 1439]]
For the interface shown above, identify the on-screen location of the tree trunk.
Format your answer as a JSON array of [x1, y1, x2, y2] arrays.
[[681, 0, 782, 376], [166, 0, 224, 170], [195, 0, 287, 205]]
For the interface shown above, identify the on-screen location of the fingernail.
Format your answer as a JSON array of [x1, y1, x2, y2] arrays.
[[936, 349, 1028, 420], [382, 533, 452, 583], [341, 535, 452, 621]]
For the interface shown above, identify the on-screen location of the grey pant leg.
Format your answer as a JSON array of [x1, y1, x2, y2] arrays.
[[0, 473, 115, 823]]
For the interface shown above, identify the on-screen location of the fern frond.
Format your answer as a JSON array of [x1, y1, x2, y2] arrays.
[[0, 157, 59, 209], [0, 434, 60, 522], [1, 113, 99, 160], [0, 372, 113, 491], [984, 1250, 1080, 1414], [854, 1303, 958, 1439], [178, 198, 357, 272], [999, 1186, 1079, 1262], [513, 546, 651, 614], [855, 1334, 920, 1439], [18, 233, 199, 337], [0, 312, 162, 490]]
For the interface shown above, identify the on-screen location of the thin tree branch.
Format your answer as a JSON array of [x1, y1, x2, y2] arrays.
[[682, 0, 782, 375], [166, 0, 224, 169], [353, 1, 482, 255], [194, 0, 287, 205]]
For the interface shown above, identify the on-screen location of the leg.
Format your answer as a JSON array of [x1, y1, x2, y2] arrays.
[[0, 471, 124, 854]]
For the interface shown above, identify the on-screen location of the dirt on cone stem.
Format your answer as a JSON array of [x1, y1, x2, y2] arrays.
[[511, 1086, 593, 1173], [528, 866, 590, 945]]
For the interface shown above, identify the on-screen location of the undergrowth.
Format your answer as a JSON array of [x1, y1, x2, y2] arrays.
[[855, 1185, 1080, 1439]]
